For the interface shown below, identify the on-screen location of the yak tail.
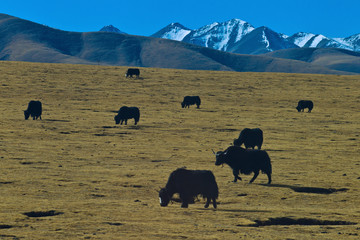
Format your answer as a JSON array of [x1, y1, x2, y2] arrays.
[[261, 152, 272, 175]]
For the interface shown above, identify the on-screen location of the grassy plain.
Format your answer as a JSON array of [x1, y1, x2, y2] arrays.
[[0, 61, 359, 239]]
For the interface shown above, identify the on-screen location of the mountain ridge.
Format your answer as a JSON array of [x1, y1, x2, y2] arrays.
[[0, 13, 357, 75]]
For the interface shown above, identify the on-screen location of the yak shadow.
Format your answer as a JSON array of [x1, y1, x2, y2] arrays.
[[23, 210, 63, 218], [240, 217, 357, 227], [213, 208, 271, 213], [259, 183, 349, 194], [43, 119, 70, 123]]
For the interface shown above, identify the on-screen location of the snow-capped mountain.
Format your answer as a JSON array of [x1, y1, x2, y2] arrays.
[[182, 19, 255, 51], [229, 26, 299, 54], [151, 19, 360, 54], [335, 33, 360, 51], [151, 19, 255, 52], [151, 23, 191, 41], [286, 32, 316, 47], [99, 25, 126, 34], [287, 32, 353, 50]]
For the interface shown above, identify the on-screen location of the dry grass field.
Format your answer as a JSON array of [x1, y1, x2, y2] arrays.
[[0, 61, 359, 239]]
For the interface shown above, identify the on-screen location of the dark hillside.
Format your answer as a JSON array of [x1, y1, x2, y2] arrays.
[[263, 48, 360, 73]]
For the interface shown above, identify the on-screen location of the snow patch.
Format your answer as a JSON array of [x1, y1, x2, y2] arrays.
[[262, 30, 270, 50], [162, 28, 191, 41], [309, 35, 327, 47], [293, 33, 316, 47]]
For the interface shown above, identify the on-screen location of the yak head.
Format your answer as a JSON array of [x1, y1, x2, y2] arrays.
[[114, 115, 121, 124], [213, 150, 227, 166], [24, 110, 30, 120], [181, 102, 185, 108], [296, 106, 301, 112], [159, 188, 171, 207]]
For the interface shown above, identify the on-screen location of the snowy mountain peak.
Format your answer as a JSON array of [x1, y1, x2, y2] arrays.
[[151, 19, 360, 54], [289, 32, 354, 50], [288, 32, 316, 47], [335, 33, 360, 51], [182, 19, 255, 51], [151, 23, 191, 41]]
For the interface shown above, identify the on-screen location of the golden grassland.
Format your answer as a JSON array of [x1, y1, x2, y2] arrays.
[[0, 61, 359, 239]]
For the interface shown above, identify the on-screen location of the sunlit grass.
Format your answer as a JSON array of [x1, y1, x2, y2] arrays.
[[0, 61, 359, 239]]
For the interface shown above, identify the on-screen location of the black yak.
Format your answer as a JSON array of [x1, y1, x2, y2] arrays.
[[181, 96, 201, 108], [233, 128, 263, 149], [125, 68, 140, 78], [159, 168, 218, 208], [24, 100, 42, 120], [114, 106, 140, 125], [296, 100, 313, 112], [214, 146, 272, 184]]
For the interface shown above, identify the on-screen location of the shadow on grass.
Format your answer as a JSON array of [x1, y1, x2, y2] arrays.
[[259, 183, 349, 194], [23, 210, 63, 218], [43, 119, 70, 122], [238, 217, 356, 227]]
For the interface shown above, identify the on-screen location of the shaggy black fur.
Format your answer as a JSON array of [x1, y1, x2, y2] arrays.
[[114, 106, 140, 125], [125, 68, 140, 78], [181, 96, 201, 108], [24, 100, 42, 120], [296, 100, 313, 112], [215, 146, 272, 184], [159, 168, 218, 208], [233, 128, 263, 149]]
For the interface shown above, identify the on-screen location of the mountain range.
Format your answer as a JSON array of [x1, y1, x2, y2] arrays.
[[150, 19, 360, 54], [0, 13, 358, 75]]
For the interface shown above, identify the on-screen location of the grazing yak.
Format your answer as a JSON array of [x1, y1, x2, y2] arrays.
[[214, 146, 272, 184], [233, 128, 263, 149], [181, 96, 201, 108], [114, 106, 140, 125], [24, 100, 42, 120], [159, 168, 218, 208], [296, 100, 313, 112], [125, 68, 140, 78]]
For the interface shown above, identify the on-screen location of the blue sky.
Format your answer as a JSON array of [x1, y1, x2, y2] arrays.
[[1, 0, 359, 38]]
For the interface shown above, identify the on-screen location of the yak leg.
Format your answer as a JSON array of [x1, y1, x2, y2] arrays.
[[204, 198, 211, 208], [124, 119, 128, 125], [249, 171, 259, 183], [180, 194, 189, 208], [212, 198, 217, 208], [266, 173, 272, 184], [181, 202, 188, 208], [232, 169, 242, 182], [181, 200, 189, 208]]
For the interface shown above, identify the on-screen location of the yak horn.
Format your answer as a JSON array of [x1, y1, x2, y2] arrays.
[[211, 149, 216, 155]]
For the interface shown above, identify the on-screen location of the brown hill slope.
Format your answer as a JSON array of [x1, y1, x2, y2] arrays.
[[0, 13, 354, 74], [263, 48, 360, 74]]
